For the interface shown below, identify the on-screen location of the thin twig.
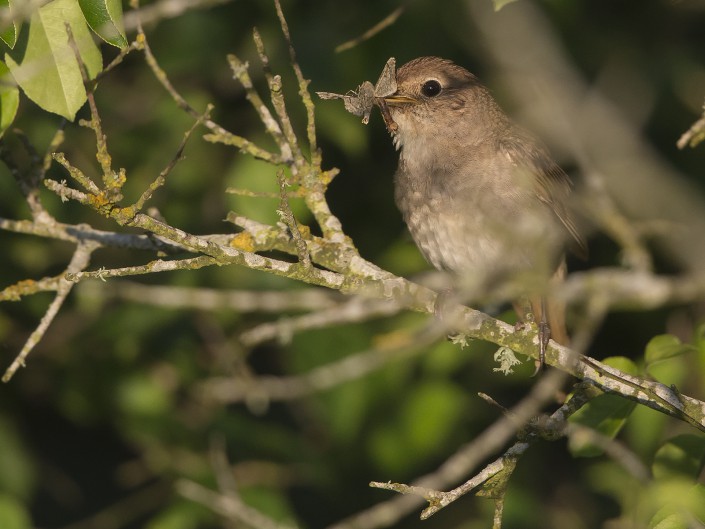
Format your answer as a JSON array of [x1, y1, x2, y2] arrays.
[[201, 323, 442, 404], [3, 241, 99, 382], [0, 127, 63, 221], [335, 6, 405, 53], [0, 216, 187, 253], [133, 6, 277, 164], [65, 256, 219, 282], [271, 0, 351, 244], [135, 105, 213, 210], [368, 376, 596, 522], [209, 436, 240, 497], [276, 169, 311, 267], [79, 281, 344, 312], [253, 28, 303, 172], [225, 187, 282, 198], [0, 276, 63, 302], [65, 23, 117, 189], [677, 99, 705, 149], [330, 370, 570, 529], [50, 153, 100, 194], [227, 53, 294, 165], [565, 423, 650, 482], [96, 39, 143, 80], [273, 0, 318, 165], [177, 480, 296, 529], [240, 297, 401, 346], [58, 480, 171, 529]]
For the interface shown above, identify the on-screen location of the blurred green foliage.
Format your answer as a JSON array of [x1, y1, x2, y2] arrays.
[[1, 1, 705, 528]]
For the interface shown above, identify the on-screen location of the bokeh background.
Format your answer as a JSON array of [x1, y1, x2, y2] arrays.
[[2, 0, 705, 528]]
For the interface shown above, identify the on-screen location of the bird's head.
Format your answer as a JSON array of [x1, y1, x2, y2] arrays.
[[382, 56, 502, 150]]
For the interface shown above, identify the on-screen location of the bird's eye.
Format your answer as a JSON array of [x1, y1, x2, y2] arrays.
[[421, 79, 442, 97]]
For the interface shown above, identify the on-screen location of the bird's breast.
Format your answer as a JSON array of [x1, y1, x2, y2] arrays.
[[393, 159, 562, 277]]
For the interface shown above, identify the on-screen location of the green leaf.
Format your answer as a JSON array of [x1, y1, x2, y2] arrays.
[[603, 355, 639, 375], [650, 511, 687, 529], [0, 0, 19, 48], [648, 483, 705, 528], [653, 434, 705, 480], [0, 60, 19, 136], [645, 334, 696, 365], [0, 495, 31, 529], [693, 322, 705, 354], [78, 0, 127, 48], [5, 0, 103, 120], [493, 0, 520, 11], [568, 393, 637, 457]]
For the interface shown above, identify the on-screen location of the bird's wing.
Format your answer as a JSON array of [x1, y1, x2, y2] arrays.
[[499, 132, 588, 259]]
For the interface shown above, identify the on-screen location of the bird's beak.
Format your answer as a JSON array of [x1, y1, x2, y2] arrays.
[[383, 94, 418, 107]]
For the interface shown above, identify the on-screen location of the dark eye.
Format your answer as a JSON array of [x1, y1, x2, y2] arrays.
[[421, 79, 442, 97]]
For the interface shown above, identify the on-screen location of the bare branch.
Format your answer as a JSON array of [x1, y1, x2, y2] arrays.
[[239, 297, 401, 347], [335, 7, 405, 53], [177, 479, 297, 529], [3, 240, 99, 382], [0, 126, 64, 221], [367, 379, 596, 522], [253, 28, 303, 172], [331, 369, 573, 529], [565, 423, 650, 482], [273, 0, 319, 165], [201, 323, 442, 405], [133, 10, 278, 164], [79, 281, 345, 313]]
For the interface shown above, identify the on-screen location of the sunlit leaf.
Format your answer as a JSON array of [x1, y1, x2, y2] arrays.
[[603, 355, 639, 375], [693, 322, 705, 354], [568, 393, 636, 457], [78, 0, 127, 48], [0, 60, 18, 136], [653, 434, 705, 480], [650, 510, 687, 529], [0, 494, 31, 529], [493, 0, 520, 11], [5, 0, 103, 120], [645, 334, 696, 365], [0, 0, 19, 48], [648, 483, 705, 528]]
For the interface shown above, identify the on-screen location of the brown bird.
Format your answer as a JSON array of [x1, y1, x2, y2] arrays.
[[381, 56, 586, 370]]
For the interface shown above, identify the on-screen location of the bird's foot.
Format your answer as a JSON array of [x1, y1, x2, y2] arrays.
[[434, 289, 467, 341], [531, 320, 551, 377]]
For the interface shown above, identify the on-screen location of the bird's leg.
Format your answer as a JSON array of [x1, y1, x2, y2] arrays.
[[513, 296, 534, 332], [513, 296, 549, 376], [434, 288, 470, 342], [534, 296, 551, 376], [434, 288, 455, 321]]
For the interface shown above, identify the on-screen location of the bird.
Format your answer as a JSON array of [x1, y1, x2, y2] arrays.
[[379, 56, 587, 371]]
